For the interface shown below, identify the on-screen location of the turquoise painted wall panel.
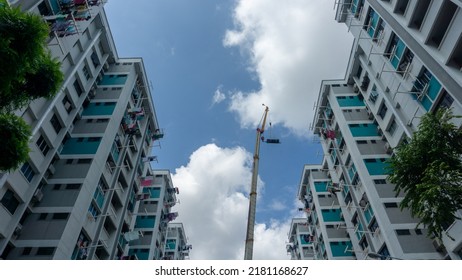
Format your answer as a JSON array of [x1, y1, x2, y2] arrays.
[[143, 187, 161, 199], [330, 241, 354, 257], [166, 239, 176, 250], [61, 138, 101, 155], [314, 182, 328, 192], [128, 249, 149, 260], [349, 124, 379, 137], [321, 209, 343, 222], [337, 96, 365, 107], [82, 103, 116, 116], [135, 216, 156, 228], [99, 75, 128, 85], [364, 159, 389, 175]]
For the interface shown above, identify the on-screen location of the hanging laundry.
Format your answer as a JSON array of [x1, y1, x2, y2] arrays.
[[141, 156, 157, 162], [124, 231, 141, 242], [140, 176, 154, 186], [135, 193, 150, 201], [326, 129, 336, 139]]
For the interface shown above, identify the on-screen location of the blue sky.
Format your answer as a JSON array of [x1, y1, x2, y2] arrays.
[[105, 0, 352, 259]]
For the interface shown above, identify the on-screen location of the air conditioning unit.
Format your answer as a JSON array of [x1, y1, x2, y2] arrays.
[[13, 224, 22, 237], [48, 164, 56, 175], [373, 227, 381, 236], [32, 188, 44, 203], [368, 111, 374, 120], [87, 212, 96, 222], [432, 239, 445, 253], [385, 142, 393, 154]]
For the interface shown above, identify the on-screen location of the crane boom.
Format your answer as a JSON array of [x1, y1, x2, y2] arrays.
[[244, 105, 269, 260]]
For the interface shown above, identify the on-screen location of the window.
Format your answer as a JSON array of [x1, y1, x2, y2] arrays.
[[20, 162, 35, 182], [396, 229, 411, 236], [377, 103, 388, 119], [378, 244, 390, 259], [434, 90, 454, 111], [36, 135, 50, 156], [394, 0, 409, 15], [364, 7, 384, 41], [82, 65, 91, 80], [1, 189, 20, 214], [52, 213, 69, 220], [91, 51, 100, 68], [374, 179, 387, 184], [66, 184, 81, 190], [409, 0, 431, 30], [22, 247, 32, 256], [427, 1, 458, 48], [387, 119, 398, 136], [386, 33, 406, 69], [62, 95, 73, 113], [77, 159, 92, 164], [38, 213, 48, 220], [36, 247, 55, 256], [73, 79, 83, 96], [50, 115, 62, 134], [384, 202, 398, 208]]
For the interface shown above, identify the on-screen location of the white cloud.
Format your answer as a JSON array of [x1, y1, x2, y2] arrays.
[[269, 199, 287, 211], [212, 86, 226, 106], [171, 143, 291, 260], [224, 0, 353, 136]]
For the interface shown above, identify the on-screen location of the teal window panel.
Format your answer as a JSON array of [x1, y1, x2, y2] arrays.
[[427, 76, 442, 100], [364, 206, 374, 224], [320, 241, 326, 255], [135, 215, 156, 228], [421, 96, 433, 111], [128, 249, 149, 260], [314, 182, 328, 192], [93, 188, 105, 209], [321, 209, 343, 222], [300, 234, 313, 245], [165, 239, 176, 250], [82, 102, 116, 116], [118, 234, 127, 248], [391, 38, 406, 69], [349, 123, 379, 137], [364, 158, 389, 175], [99, 74, 128, 85], [330, 241, 354, 257], [348, 164, 357, 181], [49, 0, 61, 14], [356, 222, 365, 240], [336, 96, 365, 107], [367, 9, 379, 37], [111, 143, 120, 163], [61, 137, 101, 155], [342, 184, 350, 197], [142, 187, 161, 199], [330, 149, 337, 164]]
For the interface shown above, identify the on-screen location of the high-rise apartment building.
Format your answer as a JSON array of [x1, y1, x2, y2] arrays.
[[164, 223, 192, 260], [289, 0, 462, 260], [0, 0, 189, 260]]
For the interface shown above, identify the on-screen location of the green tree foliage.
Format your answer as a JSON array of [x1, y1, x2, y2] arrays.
[[387, 108, 462, 241], [0, 3, 63, 171], [0, 3, 63, 111], [0, 113, 31, 171]]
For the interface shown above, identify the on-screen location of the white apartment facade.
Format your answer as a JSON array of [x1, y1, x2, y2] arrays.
[[290, 0, 462, 260], [0, 0, 190, 260], [164, 223, 191, 260]]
